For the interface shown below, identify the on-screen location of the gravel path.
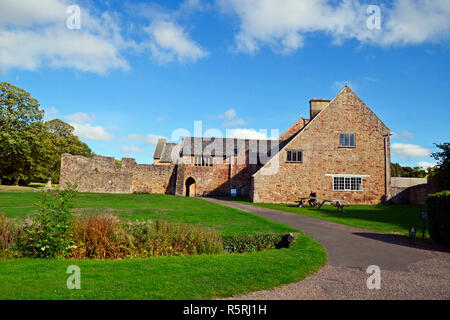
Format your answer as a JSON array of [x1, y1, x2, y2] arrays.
[[205, 198, 450, 300]]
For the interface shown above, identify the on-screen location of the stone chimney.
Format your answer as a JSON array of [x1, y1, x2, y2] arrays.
[[310, 99, 330, 119]]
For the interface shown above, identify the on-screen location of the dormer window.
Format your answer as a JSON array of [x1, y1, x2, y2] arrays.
[[339, 133, 355, 147]]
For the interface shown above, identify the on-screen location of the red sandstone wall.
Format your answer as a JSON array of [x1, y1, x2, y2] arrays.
[[60, 154, 133, 193], [132, 164, 176, 194], [252, 87, 390, 204], [179, 153, 257, 197], [60, 154, 176, 194]]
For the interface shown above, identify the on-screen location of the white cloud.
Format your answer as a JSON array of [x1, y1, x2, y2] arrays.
[[401, 131, 415, 139], [44, 107, 59, 121], [381, 0, 450, 46], [212, 108, 247, 127], [218, 0, 450, 54], [65, 112, 114, 141], [418, 161, 437, 170], [391, 143, 430, 158], [143, 20, 209, 63], [71, 122, 114, 141], [65, 112, 96, 124], [391, 130, 416, 140], [128, 134, 167, 146], [0, 0, 65, 26], [121, 146, 143, 154], [226, 128, 270, 140], [0, 0, 129, 74]]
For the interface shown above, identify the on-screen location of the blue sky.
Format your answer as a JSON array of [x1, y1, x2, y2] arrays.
[[1, 0, 449, 167]]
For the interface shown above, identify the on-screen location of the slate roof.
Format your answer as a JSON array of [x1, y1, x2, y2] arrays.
[[180, 137, 282, 157], [153, 138, 167, 159], [159, 143, 178, 163]]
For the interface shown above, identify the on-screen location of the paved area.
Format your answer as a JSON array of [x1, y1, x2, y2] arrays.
[[205, 198, 450, 300]]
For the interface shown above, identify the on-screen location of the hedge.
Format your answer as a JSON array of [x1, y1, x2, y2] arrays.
[[425, 191, 450, 247], [222, 233, 296, 253]]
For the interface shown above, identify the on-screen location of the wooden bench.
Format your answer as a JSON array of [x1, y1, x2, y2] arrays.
[[317, 199, 349, 213]]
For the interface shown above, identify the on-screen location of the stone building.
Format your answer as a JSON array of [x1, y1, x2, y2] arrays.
[[60, 86, 391, 204]]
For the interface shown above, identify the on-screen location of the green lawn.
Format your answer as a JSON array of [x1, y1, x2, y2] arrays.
[[0, 191, 327, 299], [219, 197, 427, 237], [0, 235, 326, 299], [0, 192, 296, 236]]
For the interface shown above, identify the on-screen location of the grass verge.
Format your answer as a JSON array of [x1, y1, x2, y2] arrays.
[[215, 196, 428, 238], [0, 232, 326, 299], [0, 192, 296, 237], [0, 191, 327, 299]]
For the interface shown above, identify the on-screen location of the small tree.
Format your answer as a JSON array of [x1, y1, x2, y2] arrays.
[[431, 142, 450, 190], [15, 184, 78, 258]]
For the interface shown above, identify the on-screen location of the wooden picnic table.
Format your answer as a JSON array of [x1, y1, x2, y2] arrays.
[[295, 196, 318, 208], [317, 199, 348, 212]]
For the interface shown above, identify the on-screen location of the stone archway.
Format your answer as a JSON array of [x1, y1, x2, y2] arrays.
[[185, 177, 196, 197]]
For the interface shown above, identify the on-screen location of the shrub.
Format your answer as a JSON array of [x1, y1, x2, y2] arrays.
[[14, 184, 77, 258], [128, 219, 223, 257], [71, 216, 223, 259], [426, 191, 450, 247], [0, 213, 17, 249], [71, 214, 135, 259], [222, 233, 294, 253]]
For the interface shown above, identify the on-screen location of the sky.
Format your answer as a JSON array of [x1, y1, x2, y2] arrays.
[[1, 0, 449, 167]]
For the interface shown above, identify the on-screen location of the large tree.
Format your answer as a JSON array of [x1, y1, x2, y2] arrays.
[[37, 119, 93, 183], [0, 82, 45, 185], [0, 82, 94, 185]]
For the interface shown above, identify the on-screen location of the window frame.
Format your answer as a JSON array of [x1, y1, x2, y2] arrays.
[[332, 176, 363, 192], [286, 149, 303, 163], [194, 155, 213, 167], [339, 133, 356, 148]]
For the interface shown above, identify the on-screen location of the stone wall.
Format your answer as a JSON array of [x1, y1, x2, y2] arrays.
[[252, 87, 390, 204], [177, 153, 258, 197], [60, 153, 176, 194], [390, 177, 437, 205]]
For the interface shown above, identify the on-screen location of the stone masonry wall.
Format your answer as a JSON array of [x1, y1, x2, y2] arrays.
[[390, 177, 438, 205], [60, 153, 176, 194], [179, 151, 259, 197], [252, 87, 390, 204]]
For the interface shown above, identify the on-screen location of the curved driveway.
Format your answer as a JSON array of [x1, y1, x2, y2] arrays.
[[205, 198, 450, 300]]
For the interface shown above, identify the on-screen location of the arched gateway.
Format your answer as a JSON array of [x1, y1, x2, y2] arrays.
[[185, 177, 196, 197]]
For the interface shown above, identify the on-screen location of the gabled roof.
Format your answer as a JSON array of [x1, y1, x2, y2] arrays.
[[181, 137, 280, 157], [153, 138, 167, 159], [159, 143, 178, 163], [253, 86, 390, 177]]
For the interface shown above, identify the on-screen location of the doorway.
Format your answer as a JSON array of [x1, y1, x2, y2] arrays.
[[185, 177, 196, 197]]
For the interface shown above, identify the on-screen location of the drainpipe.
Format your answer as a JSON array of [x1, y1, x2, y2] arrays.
[[228, 156, 232, 194], [383, 134, 391, 201]]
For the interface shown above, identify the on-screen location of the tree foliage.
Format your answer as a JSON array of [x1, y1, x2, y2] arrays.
[[431, 142, 450, 190], [0, 82, 93, 185], [390, 162, 428, 178], [37, 119, 93, 183], [0, 82, 45, 185]]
